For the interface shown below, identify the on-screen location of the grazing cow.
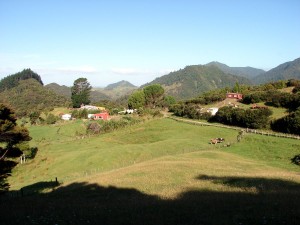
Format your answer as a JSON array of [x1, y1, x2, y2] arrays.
[[210, 138, 225, 144]]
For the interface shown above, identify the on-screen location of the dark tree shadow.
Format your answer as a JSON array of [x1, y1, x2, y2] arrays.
[[1, 175, 299, 225], [21, 180, 59, 195]]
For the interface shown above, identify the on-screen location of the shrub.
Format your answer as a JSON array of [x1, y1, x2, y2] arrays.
[[271, 108, 300, 135], [291, 154, 300, 166], [45, 113, 58, 124], [210, 106, 272, 129]]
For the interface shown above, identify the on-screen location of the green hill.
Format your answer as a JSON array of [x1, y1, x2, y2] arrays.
[[206, 61, 265, 79], [143, 65, 251, 100], [253, 57, 300, 84], [0, 79, 70, 117], [0, 68, 43, 92]]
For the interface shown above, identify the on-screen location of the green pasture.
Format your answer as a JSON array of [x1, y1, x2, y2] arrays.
[[8, 117, 299, 191], [3, 117, 300, 225]]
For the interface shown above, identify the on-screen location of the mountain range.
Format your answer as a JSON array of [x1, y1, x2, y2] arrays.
[[1, 57, 300, 103]]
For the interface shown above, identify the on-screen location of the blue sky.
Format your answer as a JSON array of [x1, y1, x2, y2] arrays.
[[0, 0, 299, 87]]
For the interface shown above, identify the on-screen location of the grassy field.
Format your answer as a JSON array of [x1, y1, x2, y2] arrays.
[[2, 117, 300, 225]]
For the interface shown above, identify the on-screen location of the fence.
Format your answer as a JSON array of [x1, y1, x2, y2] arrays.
[[168, 116, 300, 140]]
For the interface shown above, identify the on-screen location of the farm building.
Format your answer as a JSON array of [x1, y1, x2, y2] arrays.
[[93, 112, 109, 120], [226, 92, 243, 100], [207, 107, 219, 116], [61, 114, 72, 120]]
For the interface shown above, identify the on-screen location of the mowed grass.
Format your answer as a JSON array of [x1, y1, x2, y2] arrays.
[[3, 117, 300, 225]]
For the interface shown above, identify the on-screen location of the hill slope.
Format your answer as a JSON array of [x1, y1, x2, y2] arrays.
[[0, 79, 70, 117], [143, 65, 251, 99], [253, 57, 300, 84], [206, 61, 265, 79]]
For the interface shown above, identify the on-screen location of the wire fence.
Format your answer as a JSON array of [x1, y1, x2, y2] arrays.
[[168, 116, 300, 140]]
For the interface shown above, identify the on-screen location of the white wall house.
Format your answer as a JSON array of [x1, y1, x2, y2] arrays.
[[207, 107, 219, 116], [61, 114, 72, 120]]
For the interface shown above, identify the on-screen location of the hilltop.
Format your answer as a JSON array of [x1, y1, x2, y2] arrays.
[[0, 69, 43, 92], [143, 65, 251, 100], [104, 80, 136, 90]]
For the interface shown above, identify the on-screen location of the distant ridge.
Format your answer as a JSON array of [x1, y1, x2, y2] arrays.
[[46, 82, 111, 102], [143, 65, 251, 100], [253, 57, 300, 84], [104, 80, 136, 90], [206, 61, 265, 79], [45, 83, 71, 98]]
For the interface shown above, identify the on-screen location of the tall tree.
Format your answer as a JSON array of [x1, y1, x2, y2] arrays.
[[0, 104, 31, 192], [71, 78, 92, 108], [143, 84, 165, 108], [128, 90, 145, 109]]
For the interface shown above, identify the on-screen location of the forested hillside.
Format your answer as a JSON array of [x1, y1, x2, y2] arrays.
[[144, 65, 251, 100], [0, 79, 70, 117], [253, 57, 300, 84], [0, 69, 43, 92], [206, 61, 265, 79]]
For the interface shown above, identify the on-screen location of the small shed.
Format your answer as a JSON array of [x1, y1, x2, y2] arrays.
[[93, 112, 109, 120], [226, 92, 243, 100], [61, 114, 72, 120]]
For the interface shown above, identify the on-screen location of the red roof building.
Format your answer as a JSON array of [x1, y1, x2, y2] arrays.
[[93, 112, 109, 120], [226, 92, 243, 100]]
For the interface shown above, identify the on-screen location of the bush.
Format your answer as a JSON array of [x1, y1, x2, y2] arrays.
[[210, 106, 273, 129], [271, 108, 300, 135], [86, 116, 143, 135], [291, 154, 300, 166], [71, 109, 88, 119], [45, 113, 58, 124]]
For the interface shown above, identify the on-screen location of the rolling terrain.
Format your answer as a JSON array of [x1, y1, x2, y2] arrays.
[[2, 117, 299, 225]]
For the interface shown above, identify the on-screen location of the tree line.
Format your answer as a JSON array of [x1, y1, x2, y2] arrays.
[[170, 79, 300, 135]]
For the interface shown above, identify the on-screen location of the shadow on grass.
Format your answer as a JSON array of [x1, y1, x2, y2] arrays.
[[22, 180, 60, 195], [197, 174, 300, 193], [1, 175, 299, 225]]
